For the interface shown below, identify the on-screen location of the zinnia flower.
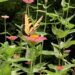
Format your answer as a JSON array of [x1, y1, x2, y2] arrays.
[[1, 15, 9, 19], [56, 65, 64, 70], [25, 35, 47, 43], [22, 0, 34, 4], [6, 36, 17, 41]]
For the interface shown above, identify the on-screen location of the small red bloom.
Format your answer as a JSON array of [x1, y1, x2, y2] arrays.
[[6, 36, 17, 41], [25, 35, 47, 43], [25, 61, 31, 64], [56, 66, 64, 70], [22, 0, 34, 4]]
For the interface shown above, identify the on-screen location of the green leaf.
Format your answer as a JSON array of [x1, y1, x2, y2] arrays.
[[0, 63, 11, 75], [33, 63, 46, 72], [36, 31, 47, 36], [66, 23, 75, 29], [8, 58, 31, 63], [0, 42, 18, 58], [5, 45, 17, 57], [58, 38, 75, 49], [48, 64, 56, 70], [0, 0, 7, 2], [43, 4, 51, 9], [60, 64, 75, 75], [51, 43, 59, 48], [12, 63, 28, 73], [64, 40, 75, 48], [15, 24, 23, 30], [52, 26, 75, 38], [0, 32, 11, 35], [53, 46, 62, 58], [11, 71, 18, 75], [52, 26, 68, 38], [42, 51, 55, 55], [37, 10, 58, 19], [61, 0, 67, 7], [72, 59, 75, 64], [43, 70, 59, 75], [59, 14, 75, 29]]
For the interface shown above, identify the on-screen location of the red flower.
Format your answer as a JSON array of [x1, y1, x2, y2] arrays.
[[25, 35, 47, 43], [22, 0, 34, 4], [6, 36, 17, 41], [56, 66, 64, 70]]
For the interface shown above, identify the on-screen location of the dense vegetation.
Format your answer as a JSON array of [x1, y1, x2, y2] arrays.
[[0, 0, 75, 75]]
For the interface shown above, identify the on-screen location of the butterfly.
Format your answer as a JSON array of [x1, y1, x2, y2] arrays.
[[23, 14, 43, 35]]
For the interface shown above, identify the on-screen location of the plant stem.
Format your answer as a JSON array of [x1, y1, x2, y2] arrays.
[[30, 61, 33, 75], [40, 1, 48, 75], [11, 40, 14, 45], [4, 19, 7, 42], [26, 4, 30, 15], [36, 0, 39, 20]]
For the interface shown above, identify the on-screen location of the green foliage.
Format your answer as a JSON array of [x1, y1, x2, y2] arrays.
[[0, 0, 7, 2], [0, 0, 75, 75], [0, 42, 18, 59], [0, 63, 11, 75]]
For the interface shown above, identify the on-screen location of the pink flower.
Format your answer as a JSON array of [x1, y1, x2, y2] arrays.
[[22, 0, 34, 4], [64, 50, 71, 53], [25, 35, 47, 43], [56, 65, 64, 70], [1, 15, 9, 19], [64, 49, 71, 53], [6, 36, 17, 41]]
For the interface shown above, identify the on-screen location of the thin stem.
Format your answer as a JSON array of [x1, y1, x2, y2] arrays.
[[43, 2, 47, 32], [66, 0, 70, 18], [26, 4, 30, 15], [39, 2, 48, 75], [41, 1, 47, 62], [36, 0, 39, 20], [4, 19, 7, 42], [29, 61, 33, 75], [11, 40, 14, 45]]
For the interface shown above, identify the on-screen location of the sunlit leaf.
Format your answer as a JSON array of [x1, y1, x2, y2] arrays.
[[0, 63, 11, 75], [52, 26, 75, 38], [59, 14, 75, 29], [43, 70, 59, 75], [61, 64, 75, 75], [0, 0, 7, 2], [42, 51, 55, 55], [33, 63, 46, 72]]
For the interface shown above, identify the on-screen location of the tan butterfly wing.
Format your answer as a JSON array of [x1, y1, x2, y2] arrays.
[[30, 16, 43, 33], [24, 14, 43, 35], [24, 14, 32, 35]]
